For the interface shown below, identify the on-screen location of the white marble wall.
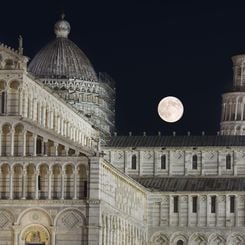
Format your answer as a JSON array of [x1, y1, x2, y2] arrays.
[[100, 159, 148, 244], [103, 147, 245, 177], [148, 193, 245, 244]]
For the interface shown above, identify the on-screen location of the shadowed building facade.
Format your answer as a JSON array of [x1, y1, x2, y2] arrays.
[[0, 15, 245, 245]]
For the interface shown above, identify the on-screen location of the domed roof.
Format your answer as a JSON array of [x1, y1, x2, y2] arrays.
[[28, 15, 97, 81]]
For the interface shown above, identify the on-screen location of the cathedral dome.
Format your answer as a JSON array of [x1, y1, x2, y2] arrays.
[[28, 15, 97, 81]]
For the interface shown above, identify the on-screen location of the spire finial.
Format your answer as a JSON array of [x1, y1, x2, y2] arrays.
[[61, 12, 65, 20], [18, 35, 23, 55]]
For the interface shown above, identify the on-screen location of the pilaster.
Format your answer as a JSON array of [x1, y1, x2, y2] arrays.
[[87, 156, 103, 245]]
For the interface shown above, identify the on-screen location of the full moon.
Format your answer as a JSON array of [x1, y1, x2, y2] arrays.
[[157, 96, 184, 123]]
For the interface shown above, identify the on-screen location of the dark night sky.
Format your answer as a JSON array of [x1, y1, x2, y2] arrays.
[[1, 1, 245, 135]]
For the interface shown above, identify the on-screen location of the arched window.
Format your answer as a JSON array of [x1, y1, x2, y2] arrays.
[[226, 154, 231, 169], [192, 154, 198, 169], [131, 155, 137, 169], [173, 196, 179, 213], [161, 155, 166, 169], [177, 240, 184, 245], [211, 196, 216, 213]]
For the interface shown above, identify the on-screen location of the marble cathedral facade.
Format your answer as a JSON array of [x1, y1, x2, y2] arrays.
[[0, 15, 245, 245]]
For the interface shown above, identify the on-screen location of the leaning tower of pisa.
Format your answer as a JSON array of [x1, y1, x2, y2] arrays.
[[220, 54, 245, 135]]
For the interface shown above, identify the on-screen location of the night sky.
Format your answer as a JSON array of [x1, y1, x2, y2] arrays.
[[1, 1, 245, 136]]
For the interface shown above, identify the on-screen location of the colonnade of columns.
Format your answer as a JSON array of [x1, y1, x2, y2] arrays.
[[221, 100, 245, 122], [0, 123, 78, 157], [20, 89, 93, 147], [0, 163, 87, 200], [101, 215, 146, 245], [0, 79, 94, 149]]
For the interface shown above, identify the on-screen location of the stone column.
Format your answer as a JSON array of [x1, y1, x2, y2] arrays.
[[235, 101, 238, 120], [116, 218, 119, 245], [108, 216, 111, 244], [42, 106, 46, 126], [35, 168, 40, 199], [197, 195, 200, 227], [57, 116, 61, 134], [43, 139, 48, 156], [225, 195, 229, 227], [73, 167, 78, 199], [78, 131, 82, 144], [103, 217, 106, 245], [206, 195, 209, 227], [88, 157, 103, 245], [168, 195, 171, 226], [47, 110, 51, 129], [19, 90, 23, 115], [9, 168, 13, 199], [66, 122, 69, 137], [13, 226, 19, 245], [187, 195, 191, 227], [50, 111, 54, 129], [38, 104, 42, 124], [33, 134, 37, 156], [61, 169, 65, 199], [54, 143, 58, 157], [48, 168, 52, 199], [51, 227, 56, 245], [222, 103, 225, 121], [65, 147, 69, 156], [41, 140, 44, 155], [229, 102, 232, 120], [63, 121, 67, 136], [10, 128, 15, 156], [235, 195, 239, 227], [60, 119, 64, 136], [23, 130, 27, 157], [22, 166, 27, 199]]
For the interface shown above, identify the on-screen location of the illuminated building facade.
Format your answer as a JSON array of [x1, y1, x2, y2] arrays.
[[0, 15, 244, 245]]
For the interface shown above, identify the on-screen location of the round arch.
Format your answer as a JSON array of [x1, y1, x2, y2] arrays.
[[150, 231, 169, 244], [227, 233, 245, 245], [189, 233, 207, 245], [17, 207, 53, 226], [54, 207, 86, 226], [208, 233, 226, 245], [8, 79, 21, 90], [170, 232, 188, 245]]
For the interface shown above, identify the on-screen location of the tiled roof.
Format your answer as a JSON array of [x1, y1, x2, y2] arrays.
[[133, 177, 245, 192], [106, 135, 245, 147]]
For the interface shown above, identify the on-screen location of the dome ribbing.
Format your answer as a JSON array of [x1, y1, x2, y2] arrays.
[[28, 17, 97, 81]]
